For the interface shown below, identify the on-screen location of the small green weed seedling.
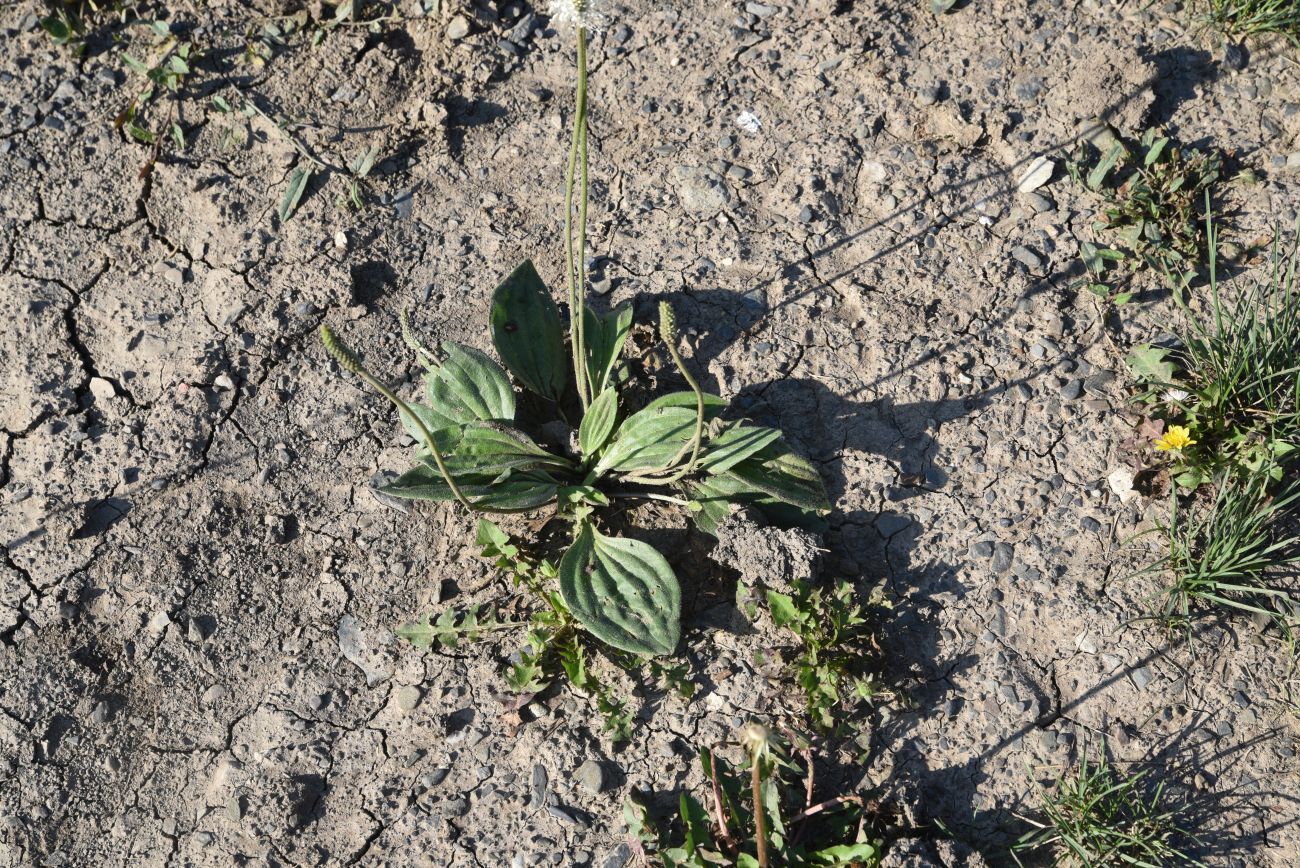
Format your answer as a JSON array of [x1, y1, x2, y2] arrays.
[[1067, 127, 1221, 303], [208, 97, 384, 219], [40, 0, 144, 55], [321, 2, 829, 660], [115, 20, 201, 150], [1198, 0, 1300, 44], [1012, 746, 1201, 867], [625, 723, 881, 867], [757, 580, 889, 733], [1125, 222, 1300, 490]]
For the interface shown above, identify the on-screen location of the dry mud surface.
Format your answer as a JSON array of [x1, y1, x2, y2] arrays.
[[3, 0, 1300, 864]]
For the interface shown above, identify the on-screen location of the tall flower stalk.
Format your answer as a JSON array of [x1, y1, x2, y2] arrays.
[[563, 23, 592, 409]]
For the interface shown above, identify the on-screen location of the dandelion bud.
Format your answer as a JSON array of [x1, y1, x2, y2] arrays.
[[320, 325, 365, 376], [738, 722, 774, 760], [658, 301, 678, 345]]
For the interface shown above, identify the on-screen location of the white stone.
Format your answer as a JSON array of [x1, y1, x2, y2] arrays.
[[1016, 156, 1054, 193], [88, 377, 115, 402]]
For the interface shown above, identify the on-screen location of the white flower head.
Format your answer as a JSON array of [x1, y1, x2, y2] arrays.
[[1163, 388, 1190, 403], [549, 0, 608, 31]]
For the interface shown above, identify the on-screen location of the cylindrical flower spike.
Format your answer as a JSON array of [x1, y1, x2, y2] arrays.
[[320, 325, 365, 375], [658, 301, 679, 345]]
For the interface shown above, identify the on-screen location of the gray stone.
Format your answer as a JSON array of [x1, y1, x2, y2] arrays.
[[970, 540, 994, 558], [88, 377, 115, 402], [1084, 370, 1115, 393], [90, 701, 109, 725], [991, 542, 1014, 573], [1130, 665, 1154, 691], [446, 16, 470, 40], [574, 759, 605, 794], [200, 684, 228, 706], [421, 767, 450, 788], [336, 615, 391, 687], [531, 763, 548, 806], [1011, 245, 1042, 270], [1059, 379, 1083, 401], [1022, 191, 1054, 213], [1223, 41, 1247, 71], [602, 844, 632, 868], [1016, 156, 1054, 193], [396, 685, 422, 712]]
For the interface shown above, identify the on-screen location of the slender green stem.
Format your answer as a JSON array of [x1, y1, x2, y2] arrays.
[[576, 31, 591, 400], [564, 28, 592, 410], [660, 336, 706, 479], [355, 370, 480, 513]]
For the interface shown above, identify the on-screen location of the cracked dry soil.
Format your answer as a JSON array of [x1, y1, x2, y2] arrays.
[[3, 0, 1300, 864]]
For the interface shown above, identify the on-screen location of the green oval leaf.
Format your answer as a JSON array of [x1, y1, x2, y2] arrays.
[[436, 422, 572, 476], [490, 260, 567, 400], [696, 424, 783, 474], [1125, 345, 1176, 385], [594, 406, 697, 476], [380, 464, 557, 510], [435, 342, 516, 423], [591, 393, 726, 477], [728, 447, 830, 513], [579, 387, 619, 456], [279, 166, 311, 222], [559, 523, 681, 656], [584, 302, 634, 395]]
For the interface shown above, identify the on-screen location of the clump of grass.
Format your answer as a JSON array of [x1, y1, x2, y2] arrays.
[[1125, 222, 1300, 629], [1067, 127, 1221, 303], [1146, 477, 1300, 629], [1198, 0, 1300, 44], [1012, 746, 1201, 867], [1126, 221, 1300, 489]]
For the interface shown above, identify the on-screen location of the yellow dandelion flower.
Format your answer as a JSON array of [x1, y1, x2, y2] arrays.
[[1154, 425, 1195, 452]]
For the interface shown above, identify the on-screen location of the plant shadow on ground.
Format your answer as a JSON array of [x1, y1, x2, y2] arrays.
[[600, 44, 1275, 860], [1143, 709, 1300, 862]]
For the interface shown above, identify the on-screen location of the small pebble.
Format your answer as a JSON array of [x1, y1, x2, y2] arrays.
[[574, 759, 605, 795], [1011, 246, 1042, 270], [446, 16, 470, 40]]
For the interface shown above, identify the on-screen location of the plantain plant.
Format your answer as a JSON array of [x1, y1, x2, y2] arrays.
[[319, 0, 829, 658]]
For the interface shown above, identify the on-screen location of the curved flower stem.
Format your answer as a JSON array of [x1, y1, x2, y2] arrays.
[[320, 325, 480, 512], [564, 27, 592, 410], [663, 335, 705, 478], [355, 371, 480, 514]]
